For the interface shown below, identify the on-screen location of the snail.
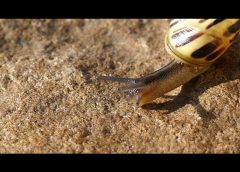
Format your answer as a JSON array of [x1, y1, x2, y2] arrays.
[[97, 19, 240, 107]]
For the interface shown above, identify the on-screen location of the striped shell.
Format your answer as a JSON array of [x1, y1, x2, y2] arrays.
[[165, 19, 240, 66]]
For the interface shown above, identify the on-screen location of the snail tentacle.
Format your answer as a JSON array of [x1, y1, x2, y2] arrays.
[[97, 59, 209, 106]]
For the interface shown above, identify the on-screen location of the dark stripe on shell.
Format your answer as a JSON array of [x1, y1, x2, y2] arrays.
[[224, 20, 240, 36], [206, 48, 225, 61], [175, 32, 204, 47], [191, 40, 219, 58], [228, 20, 240, 34], [199, 19, 209, 23], [229, 33, 239, 43], [172, 27, 194, 39], [206, 19, 225, 29], [170, 21, 178, 28]]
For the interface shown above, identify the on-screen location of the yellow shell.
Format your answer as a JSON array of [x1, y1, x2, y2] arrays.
[[165, 19, 240, 66]]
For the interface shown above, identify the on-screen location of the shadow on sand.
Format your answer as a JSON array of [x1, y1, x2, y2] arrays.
[[142, 39, 240, 124]]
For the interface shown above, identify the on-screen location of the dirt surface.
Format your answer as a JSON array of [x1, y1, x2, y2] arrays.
[[0, 19, 240, 153]]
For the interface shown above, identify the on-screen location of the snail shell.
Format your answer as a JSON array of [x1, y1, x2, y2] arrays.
[[166, 19, 240, 66], [98, 19, 240, 107]]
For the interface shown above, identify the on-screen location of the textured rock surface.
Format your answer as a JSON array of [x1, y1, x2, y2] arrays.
[[0, 19, 239, 153]]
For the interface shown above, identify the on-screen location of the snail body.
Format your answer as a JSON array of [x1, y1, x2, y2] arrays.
[[98, 19, 240, 107]]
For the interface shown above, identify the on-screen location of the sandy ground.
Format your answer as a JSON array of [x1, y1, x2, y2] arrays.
[[0, 19, 239, 153]]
